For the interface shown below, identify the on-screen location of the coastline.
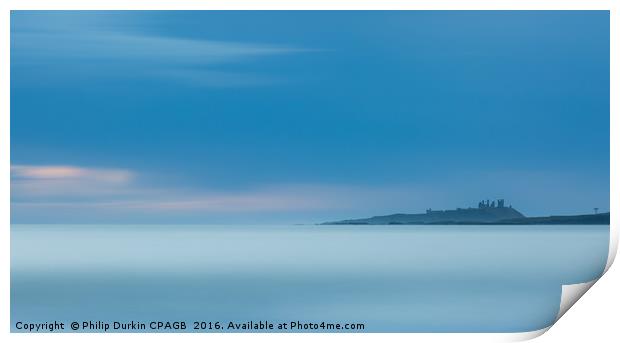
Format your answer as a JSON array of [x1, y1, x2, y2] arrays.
[[323, 212, 610, 226]]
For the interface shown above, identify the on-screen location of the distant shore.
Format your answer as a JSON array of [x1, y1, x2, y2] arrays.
[[323, 211, 609, 225]]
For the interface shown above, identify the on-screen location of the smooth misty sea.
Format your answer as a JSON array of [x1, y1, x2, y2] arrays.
[[11, 225, 609, 333]]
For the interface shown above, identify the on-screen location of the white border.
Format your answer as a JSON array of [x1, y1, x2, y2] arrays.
[[1, 1, 617, 342]]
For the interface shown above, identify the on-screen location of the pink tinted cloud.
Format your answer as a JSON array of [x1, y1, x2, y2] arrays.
[[11, 165, 133, 183], [11, 164, 422, 216], [11, 165, 134, 198]]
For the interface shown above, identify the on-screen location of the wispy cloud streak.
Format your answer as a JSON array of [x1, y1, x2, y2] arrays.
[[13, 32, 308, 64], [11, 12, 315, 87], [11, 165, 135, 201], [10, 165, 407, 215]]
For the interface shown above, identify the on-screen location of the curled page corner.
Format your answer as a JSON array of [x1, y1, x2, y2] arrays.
[[503, 280, 598, 342], [504, 327, 551, 342], [555, 279, 598, 321], [545, 226, 616, 331], [604, 221, 618, 273]]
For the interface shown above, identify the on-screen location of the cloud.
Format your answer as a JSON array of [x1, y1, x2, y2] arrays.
[[11, 165, 134, 199], [11, 12, 315, 88], [13, 32, 307, 65], [10, 165, 405, 215], [110, 184, 407, 213], [11, 164, 610, 224], [11, 165, 86, 179], [11, 165, 132, 182]]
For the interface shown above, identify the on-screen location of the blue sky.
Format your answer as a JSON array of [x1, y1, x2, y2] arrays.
[[10, 11, 609, 223]]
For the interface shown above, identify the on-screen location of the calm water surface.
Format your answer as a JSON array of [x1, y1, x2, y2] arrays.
[[11, 225, 609, 332]]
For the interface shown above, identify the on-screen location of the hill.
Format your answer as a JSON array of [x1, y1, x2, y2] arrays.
[[323, 203, 525, 225], [322, 200, 609, 225]]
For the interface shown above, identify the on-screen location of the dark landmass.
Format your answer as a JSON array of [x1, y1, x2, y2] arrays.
[[322, 199, 610, 225], [485, 212, 610, 225]]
